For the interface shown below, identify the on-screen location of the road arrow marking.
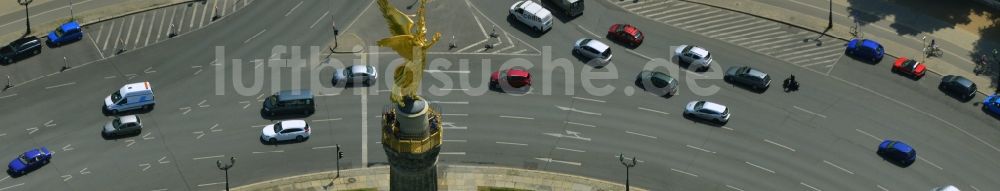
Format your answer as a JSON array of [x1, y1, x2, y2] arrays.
[[555, 105, 602, 116], [62, 144, 74, 151]]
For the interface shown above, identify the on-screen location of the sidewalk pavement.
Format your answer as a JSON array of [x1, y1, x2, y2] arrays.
[[232, 165, 645, 191], [685, 0, 1000, 94]]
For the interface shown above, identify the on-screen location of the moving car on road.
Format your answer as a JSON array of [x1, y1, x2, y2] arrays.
[[674, 45, 713, 71], [102, 115, 143, 137], [509, 1, 553, 33], [104, 82, 155, 115], [845, 38, 884, 63], [724, 66, 771, 92], [333, 65, 378, 86], [0, 36, 42, 64], [573, 38, 612, 65], [982, 94, 1000, 116], [891, 57, 926, 78], [938, 75, 976, 101], [7, 147, 52, 176], [683, 101, 730, 124], [262, 89, 315, 116], [47, 21, 83, 46], [877, 140, 916, 167], [490, 67, 532, 89], [635, 70, 678, 96], [261, 120, 311, 144], [607, 24, 643, 47]]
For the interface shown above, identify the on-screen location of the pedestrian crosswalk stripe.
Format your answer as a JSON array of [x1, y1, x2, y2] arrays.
[[707, 23, 777, 37], [674, 11, 729, 25]]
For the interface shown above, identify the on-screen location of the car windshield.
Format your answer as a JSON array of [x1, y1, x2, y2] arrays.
[[694, 101, 705, 110], [112, 118, 122, 129], [55, 28, 65, 37], [110, 91, 123, 103], [17, 154, 28, 164], [602, 49, 612, 58], [903, 60, 917, 69], [634, 31, 642, 39], [273, 123, 283, 133], [580, 39, 592, 46]]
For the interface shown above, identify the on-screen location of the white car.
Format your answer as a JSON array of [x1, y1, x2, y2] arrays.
[[683, 101, 730, 124], [573, 38, 612, 65], [261, 120, 311, 144], [674, 45, 713, 71], [102, 115, 142, 137], [509, 1, 553, 33], [333, 65, 378, 86]]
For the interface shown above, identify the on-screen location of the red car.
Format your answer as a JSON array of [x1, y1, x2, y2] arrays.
[[891, 57, 926, 78], [490, 68, 531, 89], [607, 24, 643, 47]]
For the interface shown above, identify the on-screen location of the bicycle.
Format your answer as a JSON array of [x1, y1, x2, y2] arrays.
[[924, 45, 943, 58], [975, 54, 988, 75]]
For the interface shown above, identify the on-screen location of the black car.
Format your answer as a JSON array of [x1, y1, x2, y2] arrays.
[[635, 70, 678, 96], [0, 37, 42, 64], [262, 89, 315, 116], [724, 66, 771, 92], [939, 75, 977, 100]]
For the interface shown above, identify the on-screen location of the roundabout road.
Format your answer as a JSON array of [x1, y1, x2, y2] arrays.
[[0, 0, 998, 190]]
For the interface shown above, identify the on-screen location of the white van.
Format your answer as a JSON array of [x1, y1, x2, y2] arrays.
[[509, 1, 553, 33], [104, 82, 155, 114]]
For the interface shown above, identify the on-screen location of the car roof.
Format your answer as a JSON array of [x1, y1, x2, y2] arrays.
[[952, 76, 974, 88], [59, 21, 80, 31], [583, 39, 610, 52], [12, 37, 39, 44], [861, 39, 881, 49], [349, 65, 370, 74], [24, 148, 44, 157], [891, 141, 914, 152], [119, 115, 139, 123], [685, 46, 709, 56], [701, 101, 727, 112], [517, 1, 551, 19], [650, 71, 674, 82], [277, 89, 313, 101], [746, 68, 768, 78], [622, 24, 640, 36], [121, 82, 152, 94], [506, 69, 530, 77], [280, 120, 308, 129]]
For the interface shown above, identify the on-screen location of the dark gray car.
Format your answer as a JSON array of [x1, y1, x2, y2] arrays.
[[939, 75, 976, 101], [0, 37, 42, 64], [635, 70, 678, 96], [724, 66, 771, 92], [262, 89, 315, 116]]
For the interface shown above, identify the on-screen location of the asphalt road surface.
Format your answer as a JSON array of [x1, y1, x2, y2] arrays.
[[0, 0, 998, 190]]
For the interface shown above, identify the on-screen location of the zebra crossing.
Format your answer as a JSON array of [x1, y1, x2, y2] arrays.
[[608, 0, 844, 71], [86, 0, 253, 58]]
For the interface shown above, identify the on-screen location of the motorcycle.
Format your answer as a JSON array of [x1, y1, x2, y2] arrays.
[[783, 76, 799, 92]]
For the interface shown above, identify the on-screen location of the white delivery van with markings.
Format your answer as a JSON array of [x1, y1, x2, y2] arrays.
[[104, 81, 155, 114]]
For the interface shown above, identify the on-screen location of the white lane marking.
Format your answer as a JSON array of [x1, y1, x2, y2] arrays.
[[556, 147, 585, 153], [443, 139, 467, 143], [441, 152, 466, 155], [917, 156, 944, 170], [105, 19, 120, 50], [312, 118, 342, 122], [726, 185, 745, 191], [134, 13, 146, 47], [285, 1, 303, 17], [555, 105, 602, 116], [252, 150, 285, 154], [27, 127, 39, 134], [565, 121, 595, 128], [438, 88, 468, 91], [746, 161, 775, 173], [831, 76, 1000, 154], [144, 11, 157, 46], [156, 8, 167, 41], [45, 82, 76, 89], [535, 158, 581, 166], [671, 168, 699, 177], [310, 11, 330, 29], [62, 175, 73, 181], [637, 107, 669, 115], [151, 189, 168, 191], [876, 184, 889, 191], [240, 101, 251, 109], [801, 182, 822, 191], [822, 160, 854, 174], [0, 94, 16, 99], [686, 145, 716, 154], [576, 24, 600, 38], [312, 145, 338, 150], [62, 144, 74, 151], [855, 129, 882, 141], [764, 139, 796, 152], [624, 49, 654, 61], [625, 131, 657, 139], [572, 96, 606, 103], [43, 120, 56, 127], [430, 101, 468, 104], [193, 131, 206, 139], [197, 99, 209, 107], [442, 113, 469, 116], [158, 156, 170, 164], [423, 69, 470, 74], [144, 67, 157, 74], [123, 16, 136, 50], [361, 87, 369, 168], [199, 0, 213, 27], [179, 107, 192, 115], [243, 29, 266, 44], [499, 115, 534, 120], [197, 182, 226, 187], [0, 176, 8, 183], [139, 163, 151, 171], [188, 2, 198, 28], [0, 183, 24, 191], [970, 185, 981, 191], [544, 130, 591, 141], [143, 132, 154, 140], [221, 0, 229, 15], [166, 6, 178, 38], [496, 141, 527, 146], [792, 105, 827, 118]]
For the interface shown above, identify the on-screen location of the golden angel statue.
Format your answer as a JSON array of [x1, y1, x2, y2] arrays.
[[376, 0, 441, 107]]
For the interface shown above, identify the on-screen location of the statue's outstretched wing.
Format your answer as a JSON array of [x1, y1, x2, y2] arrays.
[[376, 0, 414, 37]]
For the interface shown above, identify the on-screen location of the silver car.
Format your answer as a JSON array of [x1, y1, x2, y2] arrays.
[[573, 38, 612, 65], [674, 45, 713, 71], [261, 120, 311, 144], [333, 65, 378, 86], [683, 101, 730, 124], [102, 115, 142, 137]]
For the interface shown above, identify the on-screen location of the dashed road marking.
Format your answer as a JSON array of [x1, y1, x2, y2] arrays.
[[565, 121, 595, 128], [139, 163, 151, 171], [671, 168, 698, 177], [876, 184, 889, 191], [62, 144, 74, 151], [312, 118, 342, 122], [855, 129, 881, 141], [625, 131, 657, 139], [918, 156, 944, 170], [284, 1, 303, 17], [430, 101, 468, 104], [158, 156, 170, 164], [312, 145, 338, 150], [686, 145, 716, 154], [746, 161, 775, 173], [764, 139, 796, 152], [637, 107, 669, 115], [792, 105, 827, 118], [423, 69, 470, 74], [496, 141, 527, 146], [45, 82, 76, 89], [193, 155, 225, 160], [726, 185, 745, 191], [535, 157, 581, 166], [556, 147, 585, 153], [0, 183, 23, 191], [197, 182, 226, 187], [572, 96, 606, 103], [310, 11, 329, 29], [0, 94, 16, 99], [125, 139, 136, 147], [801, 182, 822, 191], [499, 115, 534, 120], [823, 160, 854, 174], [441, 152, 466, 155], [442, 113, 468, 116], [252, 150, 285, 154], [243, 29, 266, 44], [555, 105, 602, 116]]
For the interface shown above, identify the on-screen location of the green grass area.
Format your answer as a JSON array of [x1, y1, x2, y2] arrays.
[[477, 186, 533, 191]]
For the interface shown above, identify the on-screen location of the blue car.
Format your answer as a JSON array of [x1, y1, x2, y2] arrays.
[[983, 94, 1000, 115], [845, 38, 884, 63], [877, 140, 916, 167], [7, 147, 52, 176], [47, 21, 83, 46]]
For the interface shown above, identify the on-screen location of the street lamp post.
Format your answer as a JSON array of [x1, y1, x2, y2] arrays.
[[618, 153, 637, 191], [806, 0, 832, 46], [68, 0, 74, 20], [18, 0, 34, 36], [216, 157, 236, 191]]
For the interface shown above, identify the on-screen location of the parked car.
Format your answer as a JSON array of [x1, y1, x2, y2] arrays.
[[891, 57, 926, 78], [724, 66, 771, 92], [674, 45, 713, 71], [490, 67, 532, 89], [877, 140, 916, 167], [262, 89, 315, 116], [983, 94, 1000, 116], [845, 38, 884, 63], [938, 75, 976, 101], [0, 36, 42, 64], [104, 82, 155, 115], [607, 24, 643, 47], [47, 20, 83, 46], [572, 38, 612, 65], [683, 101, 730, 124], [634, 70, 678, 96], [333, 65, 378, 86], [543, 0, 584, 17], [261, 120, 311, 144], [7, 147, 52, 176], [102, 115, 143, 137], [509, 1, 553, 33]]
